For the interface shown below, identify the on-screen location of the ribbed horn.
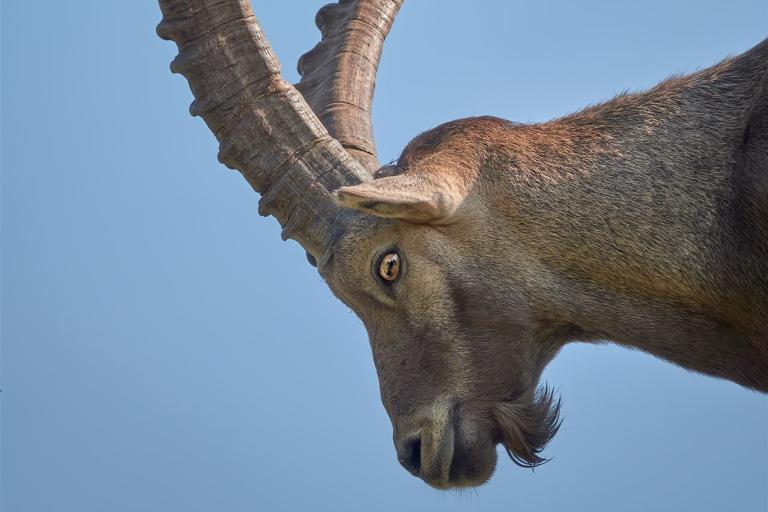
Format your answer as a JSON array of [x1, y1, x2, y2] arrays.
[[296, 0, 404, 172], [156, 0, 373, 262]]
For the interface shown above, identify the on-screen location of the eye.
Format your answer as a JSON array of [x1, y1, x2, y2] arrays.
[[377, 252, 401, 283]]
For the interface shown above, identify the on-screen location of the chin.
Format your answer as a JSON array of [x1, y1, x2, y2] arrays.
[[427, 429, 499, 489], [450, 438, 498, 488]]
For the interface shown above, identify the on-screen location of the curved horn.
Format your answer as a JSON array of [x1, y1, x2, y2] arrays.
[[156, 0, 372, 262], [296, 0, 404, 172]]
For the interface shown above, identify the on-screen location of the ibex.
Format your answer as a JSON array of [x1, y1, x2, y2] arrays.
[[157, 0, 768, 489]]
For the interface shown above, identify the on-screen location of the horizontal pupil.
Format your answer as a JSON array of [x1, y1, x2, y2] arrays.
[[380, 253, 399, 281]]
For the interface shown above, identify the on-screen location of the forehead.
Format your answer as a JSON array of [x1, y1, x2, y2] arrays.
[[398, 116, 515, 168]]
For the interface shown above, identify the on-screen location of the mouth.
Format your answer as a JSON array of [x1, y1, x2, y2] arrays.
[[403, 401, 498, 489], [444, 431, 498, 489], [397, 389, 561, 489]]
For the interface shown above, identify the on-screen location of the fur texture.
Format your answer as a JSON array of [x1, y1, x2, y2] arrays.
[[326, 39, 768, 488]]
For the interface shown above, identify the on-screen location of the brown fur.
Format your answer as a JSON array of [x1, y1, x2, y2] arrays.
[[327, 39, 768, 488]]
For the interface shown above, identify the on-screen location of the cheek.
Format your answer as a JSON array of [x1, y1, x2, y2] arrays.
[[401, 256, 457, 332], [447, 269, 534, 335], [400, 274, 478, 398], [445, 275, 538, 393]]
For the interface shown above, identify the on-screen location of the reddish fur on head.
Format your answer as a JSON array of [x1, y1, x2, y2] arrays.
[[324, 40, 768, 489]]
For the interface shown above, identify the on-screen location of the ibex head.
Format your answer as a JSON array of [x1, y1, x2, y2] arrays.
[[158, 0, 768, 490], [327, 118, 565, 487]]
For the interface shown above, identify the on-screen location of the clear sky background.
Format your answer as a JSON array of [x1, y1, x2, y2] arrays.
[[2, 1, 767, 511]]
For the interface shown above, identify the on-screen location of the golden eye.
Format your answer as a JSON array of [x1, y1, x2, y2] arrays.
[[378, 252, 400, 282]]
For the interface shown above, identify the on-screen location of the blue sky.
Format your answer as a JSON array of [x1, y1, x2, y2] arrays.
[[2, 1, 766, 511]]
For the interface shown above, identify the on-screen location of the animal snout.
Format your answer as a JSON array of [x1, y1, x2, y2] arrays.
[[392, 399, 501, 489], [395, 425, 455, 488], [393, 399, 456, 488], [396, 435, 423, 476]]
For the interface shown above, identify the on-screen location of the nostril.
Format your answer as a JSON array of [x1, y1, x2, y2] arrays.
[[398, 436, 422, 476]]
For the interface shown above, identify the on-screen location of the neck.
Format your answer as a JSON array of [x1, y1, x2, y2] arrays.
[[482, 40, 768, 391]]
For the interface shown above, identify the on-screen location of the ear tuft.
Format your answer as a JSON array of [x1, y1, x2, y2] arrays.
[[335, 174, 461, 223]]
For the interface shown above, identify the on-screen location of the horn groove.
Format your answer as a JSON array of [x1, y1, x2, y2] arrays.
[[157, 0, 371, 260], [296, 0, 404, 172]]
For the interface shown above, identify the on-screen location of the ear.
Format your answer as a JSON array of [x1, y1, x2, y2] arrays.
[[335, 174, 464, 223]]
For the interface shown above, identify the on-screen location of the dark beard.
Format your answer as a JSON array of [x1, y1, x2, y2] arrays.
[[494, 385, 562, 468]]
